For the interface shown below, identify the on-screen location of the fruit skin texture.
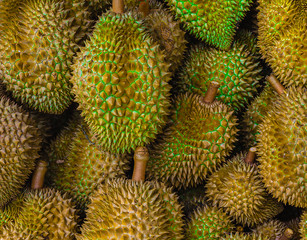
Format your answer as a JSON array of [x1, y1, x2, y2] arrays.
[[165, 0, 252, 50], [71, 11, 171, 154], [221, 232, 269, 240], [205, 152, 284, 226], [177, 35, 262, 111], [0, 96, 42, 208], [147, 93, 238, 189], [256, 87, 307, 208], [186, 205, 235, 240], [77, 178, 184, 240], [252, 219, 287, 240], [0, 188, 78, 240], [300, 210, 307, 240], [0, 0, 80, 114], [257, 0, 306, 87]]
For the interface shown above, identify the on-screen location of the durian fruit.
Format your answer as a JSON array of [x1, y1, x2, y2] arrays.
[[252, 219, 288, 240], [186, 204, 235, 240], [77, 147, 185, 239], [286, 217, 301, 240], [71, 0, 171, 154], [300, 210, 307, 240], [176, 31, 262, 111], [256, 86, 307, 208], [165, 0, 253, 50], [0, 188, 79, 240], [0, 0, 85, 114], [0, 95, 42, 207], [47, 112, 130, 209], [257, 0, 307, 87], [205, 149, 284, 226], [147, 82, 238, 189], [221, 232, 268, 240]]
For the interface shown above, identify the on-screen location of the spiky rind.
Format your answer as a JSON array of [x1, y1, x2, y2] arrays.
[[147, 93, 238, 189], [221, 232, 269, 240], [300, 210, 307, 240], [206, 152, 284, 226], [257, 87, 307, 208], [77, 178, 184, 240], [253, 219, 287, 240]]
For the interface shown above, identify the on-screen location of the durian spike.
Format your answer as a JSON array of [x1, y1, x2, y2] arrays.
[[113, 0, 124, 14], [276, 228, 293, 240], [132, 146, 149, 182], [266, 74, 285, 95], [244, 147, 257, 164], [31, 160, 48, 190], [139, 0, 150, 17], [201, 81, 220, 104]]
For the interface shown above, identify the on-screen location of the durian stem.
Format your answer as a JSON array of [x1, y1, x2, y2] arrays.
[[113, 0, 124, 14], [31, 160, 48, 190], [132, 146, 149, 182], [244, 147, 257, 164], [266, 74, 285, 95], [139, 1, 150, 17], [276, 228, 293, 240], [201, 81, 220, 104]]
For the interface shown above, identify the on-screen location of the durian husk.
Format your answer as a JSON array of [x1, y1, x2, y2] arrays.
[[300, 210, 307, 240], [252, 219, 288, 240], [221, 232, 269, 240], [286, 217, 301, 240]]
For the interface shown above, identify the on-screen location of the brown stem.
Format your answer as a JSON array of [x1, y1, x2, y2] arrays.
[[244, 147, 257, 164], [139, 1, 150, 17], [113, 0, 124, 14], [132, 146, 149, 181], [276, 228, 293, 240], [201, 81, 220, 104], [266, 74, 285, 95], [31, 160, 48, 190]]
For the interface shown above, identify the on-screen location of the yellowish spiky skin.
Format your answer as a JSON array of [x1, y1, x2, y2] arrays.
[[286, 217, 301, 240], [253, 220, 287, 240], [0, 96, 42, 208], [300, 210, 307, 240], [256, 87, 307, 208], [186, 205, 235, 240], [258, 0, 307, 87], [0, 188, 78, 240], [206, 152, 284, 226], [71, 11, 171, 154], [77, 178, 184, 240], [147, 93, 238, 189], [222, 232, 269, 240]]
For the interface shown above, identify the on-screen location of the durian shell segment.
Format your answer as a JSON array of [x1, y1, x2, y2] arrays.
[[252, 219, 288, 240], [286, 217, 301, 240], [0, 0, 80, 114], [186, 205, 235, 240], [165, 0, 253, 50], [256, 86, 307, 208], [221, 232, 269, 240], [47, 113, 130, 209], [177, 34, 262, 112], [77, 178, 184, 240], [0, 188, 78, 240], [300, 210, 307, 240], [258, 0, 307, 87], [0, 96, 42, 208], [205, 152, 284, 226], [71, 11, 171, 154], [147, 93, 238, 189]]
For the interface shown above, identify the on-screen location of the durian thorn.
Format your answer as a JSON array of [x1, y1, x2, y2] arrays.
[[266, 74, 285, 95], [113, 0, 124, 14], [244, 147, 257, 164], [276, 228, 293, 240], [132, 146, 149, 182], [31, 160, 48, 190], [139, 1, 150, 17], [201, 81, 220, 104]]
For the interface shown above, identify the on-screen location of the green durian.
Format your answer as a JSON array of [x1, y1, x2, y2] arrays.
[[186, 205, 235, 240], [71, 10, 171, 154], [256, 86, 307, 208], [252, 219, 288, 240], [76, 178, 184, 240], [165, 0, 253, 50], [147, 92, 238, 189], [205, 151, 284, 226], [300, 210, 307, 240]]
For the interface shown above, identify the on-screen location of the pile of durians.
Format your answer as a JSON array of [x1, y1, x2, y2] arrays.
[[0, 0, 306, 239]]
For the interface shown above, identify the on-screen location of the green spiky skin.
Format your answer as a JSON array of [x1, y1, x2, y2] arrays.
[[77, 179, 184, 240], [71, 11, 171, 154], [177, 35, 262, 111], [0, 188, 78, 240], [0, 96, 42, 207], [0, 0, 81, 114], [48, 114, 130, 209], [256, 87, 307, 208], [300, 210, 307, 240], [253, 220, 288, 240], [206, 152, 284, 226], [147, 93, 238, 189], [165, 0, 252, 50], [258, 0, 307, 87], [186, 205, 235, 240]]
